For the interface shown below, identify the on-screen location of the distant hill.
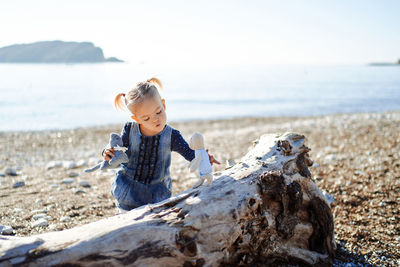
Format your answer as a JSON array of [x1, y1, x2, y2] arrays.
[[0, 41, 123, 63], [369, 58, 399, 66]]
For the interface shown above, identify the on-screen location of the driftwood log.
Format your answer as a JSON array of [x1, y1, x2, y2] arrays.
[[0, 133, 335, 266]]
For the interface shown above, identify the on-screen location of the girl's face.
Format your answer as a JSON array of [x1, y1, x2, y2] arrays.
[[129, 96, 167, 136]]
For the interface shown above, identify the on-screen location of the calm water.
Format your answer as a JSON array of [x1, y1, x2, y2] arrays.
[[0, 63, 399, 131]]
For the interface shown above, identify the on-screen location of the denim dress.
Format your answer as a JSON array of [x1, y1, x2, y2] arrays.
[[111, 122, 193, 211]]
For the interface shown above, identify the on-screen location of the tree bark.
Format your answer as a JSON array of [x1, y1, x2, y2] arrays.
[[0, 133, 335, 266]]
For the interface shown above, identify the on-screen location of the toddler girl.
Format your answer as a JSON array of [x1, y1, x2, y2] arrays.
[[103, 78, 219, 212]]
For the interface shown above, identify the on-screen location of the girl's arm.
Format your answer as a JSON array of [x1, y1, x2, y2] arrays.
[[120, 122, 132, 148], [171, 129, 195, 161]]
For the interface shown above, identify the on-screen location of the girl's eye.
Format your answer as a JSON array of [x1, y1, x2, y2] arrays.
[[156, 110, 162, 114], [143, 117, 150, 121]]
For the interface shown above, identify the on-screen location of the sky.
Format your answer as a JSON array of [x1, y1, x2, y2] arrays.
[[0, 0, 399, 66]]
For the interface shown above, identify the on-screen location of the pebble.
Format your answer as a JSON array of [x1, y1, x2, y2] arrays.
[[31, 219, 48, 228], [312, 162, 320, 168], [323, 191, 336, 206], [79, 180, 91, 188], [48, 224, 57, 230], [5, 167, 17, 176], [76, 159, 87, 167], [35, 198, 42, 204], [32, 213, 47, 220], [61, 178, 75, 184], [74, 189, 86, 194], [0, 225, 14, 235], [396, 237, 400, 241], [32, 209, 47, 214], [60, 216, 71, 222], [0, 172, 5, 177], [12, 181, 25, 188], [13, 208, 23, 213], [68, 172, 79, 178], [324, 154, 336, 162], [63, 161, 77, 169], [50, 183, 60, 189], [46, 161, 62, 170]]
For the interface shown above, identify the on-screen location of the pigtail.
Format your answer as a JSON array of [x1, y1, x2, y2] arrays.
[[147, 77, 162, 91], [114, 93, 126, 110]]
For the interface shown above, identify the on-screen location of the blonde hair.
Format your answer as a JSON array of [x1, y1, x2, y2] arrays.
[[114, 77, 163, 112]]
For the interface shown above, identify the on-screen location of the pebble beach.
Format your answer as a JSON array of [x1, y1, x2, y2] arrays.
[[1, 111, 399, 266]]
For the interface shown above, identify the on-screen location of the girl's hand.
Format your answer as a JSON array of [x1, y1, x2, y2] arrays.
[[102, 147, 115, 162], [206, 149, 221, 166]]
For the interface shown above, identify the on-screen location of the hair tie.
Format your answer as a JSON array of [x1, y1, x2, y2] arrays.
[[122, 93, 126, 97]]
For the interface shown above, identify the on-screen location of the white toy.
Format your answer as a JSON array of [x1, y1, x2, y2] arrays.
[[188, 132, 213, 188]]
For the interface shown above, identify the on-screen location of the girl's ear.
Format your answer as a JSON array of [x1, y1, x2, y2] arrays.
[[162, 99, 166, 110], [131, 115, 139, 123]]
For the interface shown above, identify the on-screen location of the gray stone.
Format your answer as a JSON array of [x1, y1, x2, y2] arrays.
[[68, 172, 79, 178], [76, 159, 87, 167], [0, 172, 5, 177], [31, 219, 48, 228], [60, 216, 71, 222], [322, 191, 336, 206], [79, 180, 91, 188], [0, 225, 14, 235], [324, 154, 336, 162], [63, 161, 77, 169], [312, 162, 320, 168], [32, 209, 47, 214], [13, 181, 25, 188], [50, 183, 60, 189], [5, 167, 17, 176], [46, 161, 62, 170], [61, 178, 75, 184], [13, 208, 23, 213], [32, 213, 47, 220], [74, 189, 86, 194], [48, 224, 57, 230]]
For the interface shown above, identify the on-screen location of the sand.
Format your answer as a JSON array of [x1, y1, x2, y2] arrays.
[[1, 112, 399, 265]]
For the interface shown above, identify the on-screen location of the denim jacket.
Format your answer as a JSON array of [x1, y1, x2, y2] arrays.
[[111, 122, 194, 211]]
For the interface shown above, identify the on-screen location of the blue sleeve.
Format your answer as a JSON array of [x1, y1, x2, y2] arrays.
[[171, 129, 195, 161], [120, 122, 131, 148]]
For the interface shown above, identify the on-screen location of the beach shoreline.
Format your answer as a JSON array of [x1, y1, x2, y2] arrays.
[[1, 111, 400, 265]]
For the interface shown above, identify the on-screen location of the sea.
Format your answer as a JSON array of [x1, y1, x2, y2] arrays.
[[0, 63, 399, 132]]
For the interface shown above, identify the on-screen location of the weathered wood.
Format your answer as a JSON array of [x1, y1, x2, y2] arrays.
[[0, 133, 335, 266]]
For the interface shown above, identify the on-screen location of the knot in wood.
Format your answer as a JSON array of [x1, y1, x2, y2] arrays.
[[176, 228, 198, 257], [277, 140, 293, 156]]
